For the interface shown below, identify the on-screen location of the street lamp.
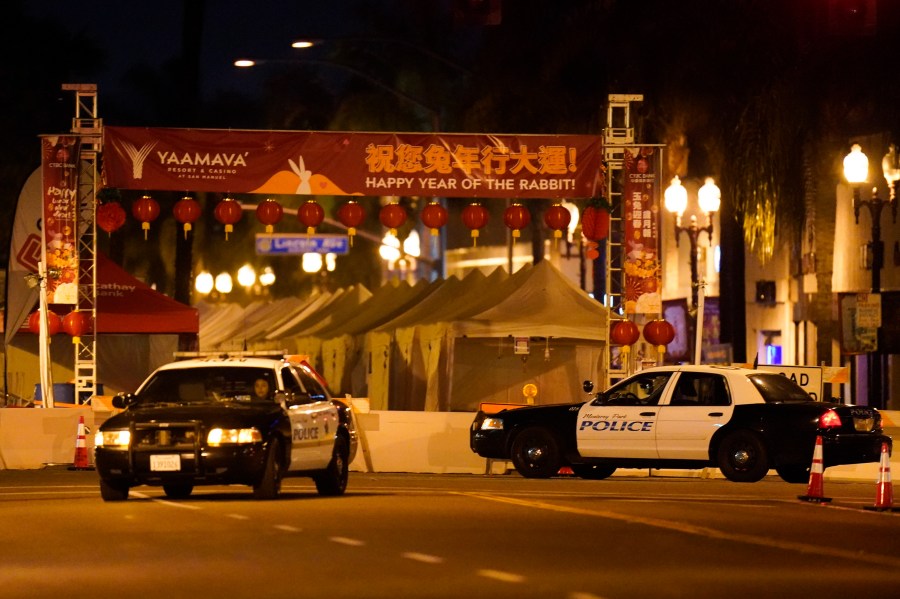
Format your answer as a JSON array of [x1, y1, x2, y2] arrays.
[[842, 143, 898, 409], [664, 176, 721, 309]]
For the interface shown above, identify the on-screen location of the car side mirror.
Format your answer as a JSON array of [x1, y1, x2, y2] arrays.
[[111, 393, 134, 409], [582, 380, 594, 393]]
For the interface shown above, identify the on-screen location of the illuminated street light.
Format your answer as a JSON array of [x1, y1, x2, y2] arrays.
[[842, 143, 898, 409], [664, 176, 720, 309], [237, 263, 256, 289], [214, 272, 233, 294], [195, 271, 214, 295]]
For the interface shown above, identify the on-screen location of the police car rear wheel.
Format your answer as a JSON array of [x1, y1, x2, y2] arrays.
[[717, 430, 769, 483], [253, 438, 283, 500], [314, 436, 349, 496], [511, 427, 561, 479]]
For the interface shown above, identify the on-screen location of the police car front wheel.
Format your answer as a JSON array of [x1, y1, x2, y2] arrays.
[[511, 426, 562, 479]]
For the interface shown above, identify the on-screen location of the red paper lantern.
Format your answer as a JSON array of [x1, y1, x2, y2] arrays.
[[256, 198, 284, 233], [503, 203, 531, 240], [462, 203, 489, 246], [336, 200, 365, 246], [610, 320, 640, 355], [96, 201, 126, 235], [544, 203, 571, 239], [62, 310, 93, 345], [132, 195, 160, 240], [379, 203, 407, 236], [173, 196, 201, 239], [420, 202, 449, 236], [581, 204, 610, 241], [643, 319, 676, 359], [214, 197, 243, 240], [297, 200, 325, 235], [27, 310, 61, 336]]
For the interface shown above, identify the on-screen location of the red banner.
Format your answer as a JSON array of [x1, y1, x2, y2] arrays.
[[623, 147, 661, 315], [103, 127, 603, 199], [41, 135, 81, 304]]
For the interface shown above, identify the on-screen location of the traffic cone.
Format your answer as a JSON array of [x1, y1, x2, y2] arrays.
[[865, 442, 897, 512], [557, 466, 575, 476], [798, 435, 831, 503], [68, 415, 94, 471]]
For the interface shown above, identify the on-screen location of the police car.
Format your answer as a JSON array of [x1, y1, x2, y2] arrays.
[[95, 355, 358, 501], [470, 365, 890, 482]]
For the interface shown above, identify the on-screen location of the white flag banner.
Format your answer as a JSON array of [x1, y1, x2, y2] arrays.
[[4, 168, 42, 347]]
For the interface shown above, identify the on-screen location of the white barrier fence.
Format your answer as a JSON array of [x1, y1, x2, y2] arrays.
[[0, 402, 895, 482]]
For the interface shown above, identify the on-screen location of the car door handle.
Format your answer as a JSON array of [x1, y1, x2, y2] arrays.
[[640, 412, 656, 417], [708, 412, 724, 417]]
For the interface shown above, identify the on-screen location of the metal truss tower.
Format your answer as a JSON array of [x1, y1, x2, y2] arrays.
[[63, 84, 102, 403]]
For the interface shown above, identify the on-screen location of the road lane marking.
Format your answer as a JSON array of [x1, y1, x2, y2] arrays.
[[330, 536, 365, 546], [274, 524, 301, 532], [130, 491, 200, 510], [478, 569, 525, 583], [459, 492, 900, 569], [227, 513, 249, 520], [402, 552, 444, 564]]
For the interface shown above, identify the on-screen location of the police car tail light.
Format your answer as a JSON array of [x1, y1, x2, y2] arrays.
[[207, 428, 263, 446], [479, 417, 504, 431], [818, 409, 842, 429], [95, 430, 131, 448]]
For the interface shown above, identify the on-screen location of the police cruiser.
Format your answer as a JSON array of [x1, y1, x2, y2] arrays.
[[95, 354, 357, 501], [470, 365, 889, 482]]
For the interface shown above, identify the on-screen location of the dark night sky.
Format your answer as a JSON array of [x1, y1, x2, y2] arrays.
[[22, 0, 363, 101]]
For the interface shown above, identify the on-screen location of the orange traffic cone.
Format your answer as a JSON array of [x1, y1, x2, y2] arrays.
[[557, 466, 575, 476], [68, 415, 94, 471], [865, 442, 897, 512], [798, 435, 831, 503]]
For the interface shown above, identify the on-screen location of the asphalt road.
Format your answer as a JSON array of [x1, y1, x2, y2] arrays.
[[2, 469, 900, 598]]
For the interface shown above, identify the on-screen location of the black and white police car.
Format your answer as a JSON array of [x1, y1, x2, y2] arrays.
[[95, 354, 357, 501], [470, 365, 890, 483]]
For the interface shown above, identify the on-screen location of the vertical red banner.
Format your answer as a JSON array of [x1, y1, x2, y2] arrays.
[[41, 135, 81, 304], [623, 147, 661, 314]]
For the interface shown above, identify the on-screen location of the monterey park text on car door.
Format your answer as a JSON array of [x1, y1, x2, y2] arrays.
[[94, 355, 358, 501], [470, 365, 890, 482]]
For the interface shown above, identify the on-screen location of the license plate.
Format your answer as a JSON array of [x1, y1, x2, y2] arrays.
[[854, 418, 874, 432], [150, 454, 181, 471]]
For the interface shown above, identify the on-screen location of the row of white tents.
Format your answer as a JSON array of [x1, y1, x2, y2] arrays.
[[198, 260, 610, 411]]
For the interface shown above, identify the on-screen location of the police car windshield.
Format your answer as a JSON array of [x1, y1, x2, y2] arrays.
[[137, 367, 277, 405], [748, 374, 812, 403]]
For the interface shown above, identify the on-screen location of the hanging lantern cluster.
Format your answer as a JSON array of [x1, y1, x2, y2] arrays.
[[581, 198, 611, 261], [336, 200, 365, 246], [27, 308, 93, 344], [96, 201, 126, 236], [503, 203, 530, 243], [298, 199, 325, 235], [462, 202, 489, 246], [420, 201, 448, 236], [643, 319, 675, 362], [173, 196, 201, 239], [544, 203, 571, 239], [379, 202, 407, 237], [132, 195, 160, 240], [610, 320, 640, 358], [256, 198, 283, 234], [214, 197, 243, 240]]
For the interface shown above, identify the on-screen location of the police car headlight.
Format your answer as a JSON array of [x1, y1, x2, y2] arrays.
[[480, 418, 504, 431], [207, 428, 263, 446], [95, 430, 130, 448]]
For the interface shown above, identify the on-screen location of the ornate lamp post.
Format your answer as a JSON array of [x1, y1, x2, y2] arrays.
[[842, 143, 898, 409], [665, 176, 721, 364], [664, 176, 721, 309]]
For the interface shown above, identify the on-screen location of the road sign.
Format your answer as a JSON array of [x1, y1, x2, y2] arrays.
[[255, 233, 349, 255]]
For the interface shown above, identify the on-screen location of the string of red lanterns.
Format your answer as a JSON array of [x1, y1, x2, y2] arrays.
[[27, 308, 93, 344]]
